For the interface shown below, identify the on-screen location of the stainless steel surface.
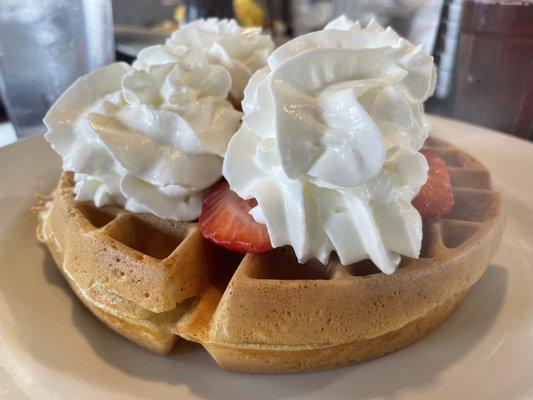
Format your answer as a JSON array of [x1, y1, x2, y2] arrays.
[[184, 0, 234, 22], [114, 25, 168, 58], [431, 0, 465, 102]]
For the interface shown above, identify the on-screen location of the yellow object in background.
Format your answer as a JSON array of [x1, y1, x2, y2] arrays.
[[234, 0, 265, 27], [174, 4, 186, 25]]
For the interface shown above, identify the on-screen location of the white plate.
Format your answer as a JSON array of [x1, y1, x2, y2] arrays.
[[1, 116, 532, 400]]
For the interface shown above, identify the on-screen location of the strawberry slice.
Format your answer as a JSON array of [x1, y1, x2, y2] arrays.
[[412, 149, 455, 218], [199, 181, 273, 253]]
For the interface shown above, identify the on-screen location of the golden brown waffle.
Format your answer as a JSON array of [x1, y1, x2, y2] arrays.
[[35, 138, 505, 373]]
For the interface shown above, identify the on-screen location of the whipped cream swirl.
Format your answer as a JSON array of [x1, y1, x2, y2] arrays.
[[223, 16, 436, 273], [160, 18, 274, 102], [45, 49, 242, 221]]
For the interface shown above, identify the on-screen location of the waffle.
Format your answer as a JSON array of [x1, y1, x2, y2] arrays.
[[35, 138, 505, 373]]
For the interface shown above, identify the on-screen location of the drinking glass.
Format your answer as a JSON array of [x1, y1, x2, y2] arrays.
[[0, 0, 115, 138], [452, 0, 532, 139], [428, 0, 533, 139]]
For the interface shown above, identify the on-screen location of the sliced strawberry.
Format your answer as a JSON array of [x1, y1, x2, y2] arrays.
[[199, 181, 273, 253], [412, 149, 455, 218]]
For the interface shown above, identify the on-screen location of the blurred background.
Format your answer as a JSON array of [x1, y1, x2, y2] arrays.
[[0, 0, 531, 147]]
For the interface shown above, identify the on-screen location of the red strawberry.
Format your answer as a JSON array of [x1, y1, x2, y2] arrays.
[[412, 149, 455, 218], [199, 181, 273, 253]]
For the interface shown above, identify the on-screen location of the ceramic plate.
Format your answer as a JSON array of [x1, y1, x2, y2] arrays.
[[1, 116, 532, 400]]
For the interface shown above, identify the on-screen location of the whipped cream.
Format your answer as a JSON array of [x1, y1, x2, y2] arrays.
[[45, 49, 242, 221], [223, 16, 436, 273], [160, 18, 274, 102]]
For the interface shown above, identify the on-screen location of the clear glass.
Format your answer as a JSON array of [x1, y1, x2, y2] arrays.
[[0, 0, 115, 138]]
